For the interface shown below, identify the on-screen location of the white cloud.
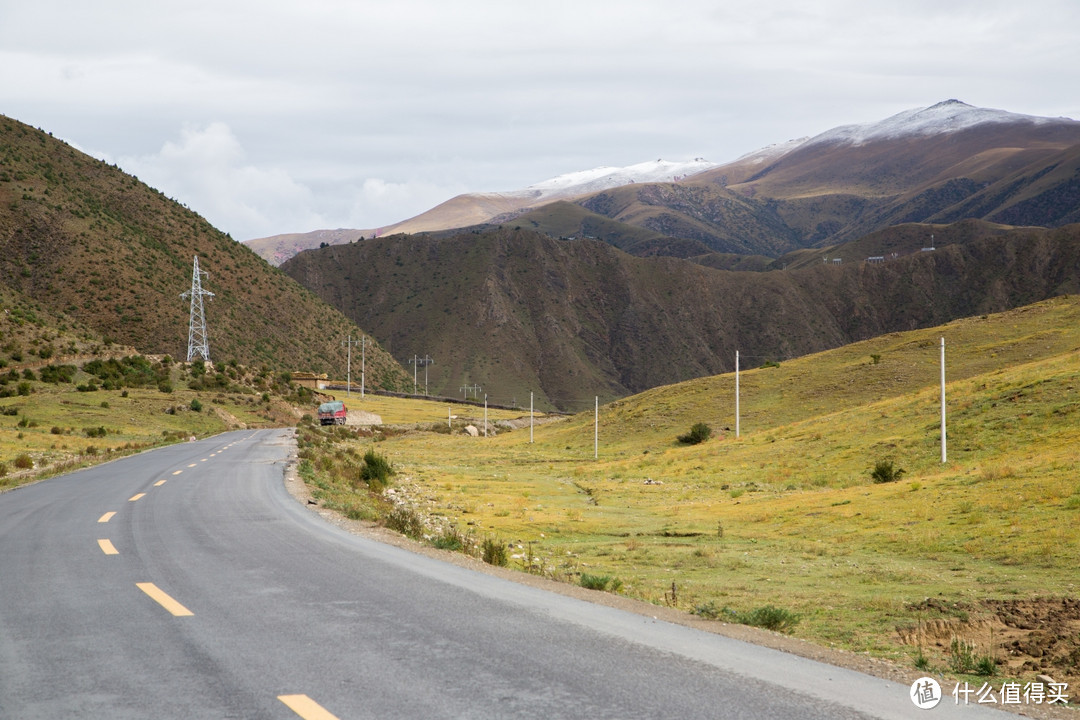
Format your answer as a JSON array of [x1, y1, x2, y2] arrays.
[[118, 122, 324, 239]]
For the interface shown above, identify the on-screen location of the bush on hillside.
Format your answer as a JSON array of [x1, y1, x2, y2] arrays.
[[359, 449, 393, 491], [870, 459, 905, 483], [677, 422, 713, 445], [481, 536, 508, 566]]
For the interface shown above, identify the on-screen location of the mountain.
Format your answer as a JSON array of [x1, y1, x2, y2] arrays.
[[592, 100, 1080, 253], [281, 221, 1080, 411], [249, 101, 1080, 265], [0, 114, 408, 388], [246, 159, 718, 265]]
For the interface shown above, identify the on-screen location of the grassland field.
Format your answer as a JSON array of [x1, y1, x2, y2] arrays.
[[303, 296, 1080, 692]]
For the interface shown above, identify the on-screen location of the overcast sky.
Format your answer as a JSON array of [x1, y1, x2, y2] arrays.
[[3, 1, 1078, 241]]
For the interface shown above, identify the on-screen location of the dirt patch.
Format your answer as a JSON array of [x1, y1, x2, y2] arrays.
[[212, 406, 246, 430], [901, 597, 1080, 690], [345, 410, 382, 426]]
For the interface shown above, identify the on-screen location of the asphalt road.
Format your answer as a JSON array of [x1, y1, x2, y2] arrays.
[[0, 429, 1011, 719]]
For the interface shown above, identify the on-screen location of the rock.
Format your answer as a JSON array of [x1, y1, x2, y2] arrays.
[[464, 425, 479, 437]]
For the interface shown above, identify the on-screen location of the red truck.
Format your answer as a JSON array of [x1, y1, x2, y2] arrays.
[[317, 400, 347, 426]]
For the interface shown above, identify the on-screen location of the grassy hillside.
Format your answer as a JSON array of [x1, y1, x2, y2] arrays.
[[0, 115, 408, 388], [283, 222, 1080, 411], [299, 295, 1080, 686]]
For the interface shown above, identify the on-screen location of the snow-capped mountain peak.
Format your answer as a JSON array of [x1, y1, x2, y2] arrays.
[[807, 99, 1063, 148]]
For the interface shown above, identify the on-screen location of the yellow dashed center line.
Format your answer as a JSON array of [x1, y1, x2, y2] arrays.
[[278, 695, 340, 720], [154, 479, 167, 487], [129, 493, 146, 502], [98, 511, 116, 523], [172, 470, 183, 476], [135, 583, 193, 617], [200, 458, 207, 462], [187, 463, 197, 468], [98, 539, 119, 555]]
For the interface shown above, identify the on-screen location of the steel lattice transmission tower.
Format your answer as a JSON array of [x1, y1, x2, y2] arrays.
[[181, 256, 214, 362]]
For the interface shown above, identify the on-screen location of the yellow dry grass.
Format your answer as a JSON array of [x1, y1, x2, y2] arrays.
[[316, 296, 1080, 678]]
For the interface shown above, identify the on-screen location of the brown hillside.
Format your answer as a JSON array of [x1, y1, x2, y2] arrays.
[[282, 223, 1080, 411], [0, 115, 408, 388]]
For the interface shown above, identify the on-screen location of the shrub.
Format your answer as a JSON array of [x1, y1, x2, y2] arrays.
[[84, 426, 107, 438], [870, 459, 905, 483], [481, 536, 508, 566], [359, 449, 393, 491], [39, 364, 76, 384], [384, 506, 424, 539], [677, 422, 713, 445], [432, 526, 470, 552], [189, 398, 203, 412], [949, 638, 975, 673], [580, 573, 623, 592], [738, 605, 799, 632], [0, 462, 7, 477], [158, 381, 173, 393], [17, 381, 31, 396], [50, 426, 63, 435], [14, 454, 33, 469], [694, 601, 723, 620]]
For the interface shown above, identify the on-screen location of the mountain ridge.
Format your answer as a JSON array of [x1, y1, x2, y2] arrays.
[[248, 101, 1080, 265]]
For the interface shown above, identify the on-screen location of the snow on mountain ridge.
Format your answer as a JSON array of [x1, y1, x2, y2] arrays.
[[807, 99, 1070, 148], [524, 157, 718, 198], [733, 137, 811, 165]]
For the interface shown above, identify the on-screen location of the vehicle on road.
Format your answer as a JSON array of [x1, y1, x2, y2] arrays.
[[317, 400, 347, 425]]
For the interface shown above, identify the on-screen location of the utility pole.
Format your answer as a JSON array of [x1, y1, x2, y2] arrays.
[[408, 355, 434, 395], [420, 355, 433, 395], [594, 396, 599, 459], [735, 350, 740, 439], [342, 335, 358, 397], [940, 337, 947, 463], [530, 391, 534, 444], [181, 256, 214, 363], [459, 383, 481, 400], [484, 394, 488, 438], [360, 335, 366, 398]]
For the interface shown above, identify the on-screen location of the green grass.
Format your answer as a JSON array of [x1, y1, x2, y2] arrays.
[[0, 369, 302, 487]]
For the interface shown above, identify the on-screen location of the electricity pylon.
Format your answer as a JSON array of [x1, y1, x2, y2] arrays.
[[181, 256, 214, 362]]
